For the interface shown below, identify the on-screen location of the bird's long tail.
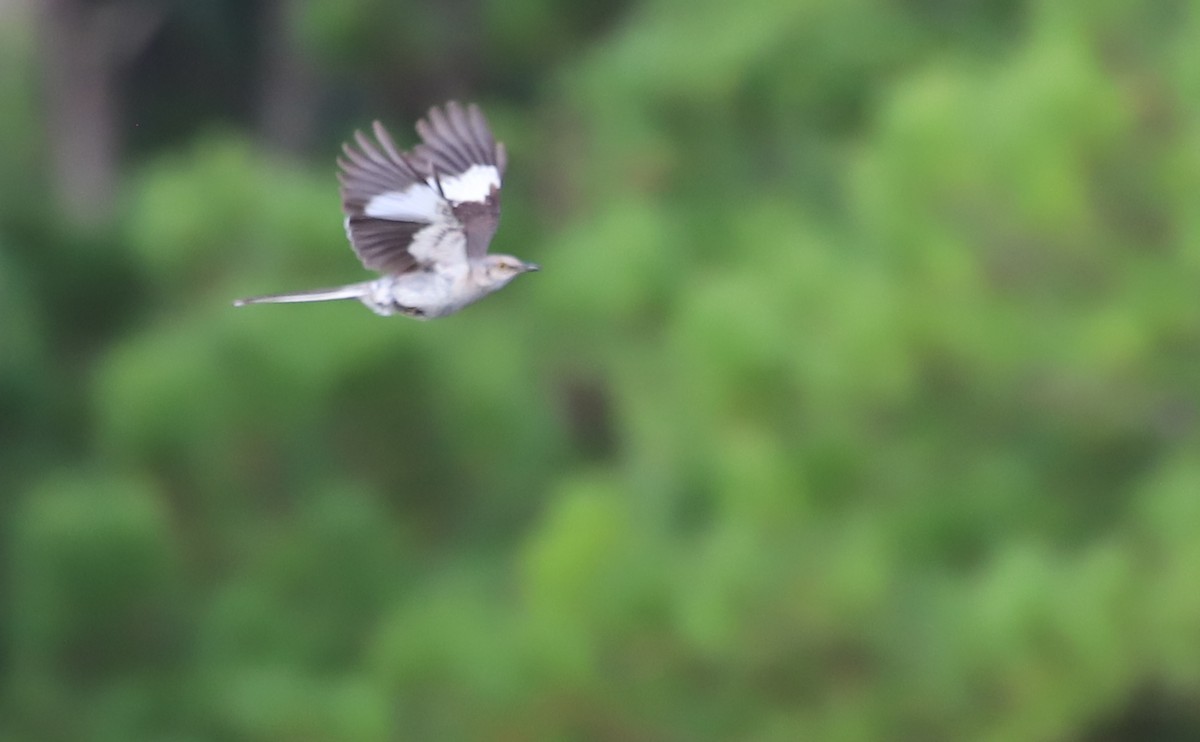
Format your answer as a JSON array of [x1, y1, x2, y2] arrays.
[[233, 281, 374, 307]]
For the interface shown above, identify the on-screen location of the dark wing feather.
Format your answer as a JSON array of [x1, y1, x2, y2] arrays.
[[412, 102, 505, 260], [338, 122, 436, 275], [337, 102, 506, 273]]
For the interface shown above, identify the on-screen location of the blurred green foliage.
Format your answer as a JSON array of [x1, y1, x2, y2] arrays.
[[4, 0, 1200, 739]]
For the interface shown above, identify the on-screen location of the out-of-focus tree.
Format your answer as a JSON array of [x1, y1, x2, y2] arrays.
[[36, 0, 165, 225], [257, 0, 320, 155]]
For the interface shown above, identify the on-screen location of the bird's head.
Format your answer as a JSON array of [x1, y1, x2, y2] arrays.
[[479, 254, 540, 289]]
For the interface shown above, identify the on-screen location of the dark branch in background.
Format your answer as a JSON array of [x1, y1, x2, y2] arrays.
[[36, 0, 165, 227], [256, 0, 319, 156]]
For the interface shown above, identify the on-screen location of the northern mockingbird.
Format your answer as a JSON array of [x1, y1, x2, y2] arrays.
[[235, 101, 538, 318]]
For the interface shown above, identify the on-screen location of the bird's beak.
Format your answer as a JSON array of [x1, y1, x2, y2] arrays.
[[523, 262, 541, 273]]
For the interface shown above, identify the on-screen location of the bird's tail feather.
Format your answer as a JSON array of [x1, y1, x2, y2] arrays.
[[233, 281, 373, 307]]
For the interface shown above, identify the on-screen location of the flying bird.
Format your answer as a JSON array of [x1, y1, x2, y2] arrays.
[[234, 101, 538, 318]]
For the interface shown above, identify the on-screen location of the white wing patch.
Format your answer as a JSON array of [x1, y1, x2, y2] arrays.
[[432, 164, 500, 204], [364, 185, 442, 221], [408, 223, 468, 269]]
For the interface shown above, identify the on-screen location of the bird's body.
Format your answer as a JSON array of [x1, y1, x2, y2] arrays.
[[237, 264, 506, 319], [234, 101, 537, 318]]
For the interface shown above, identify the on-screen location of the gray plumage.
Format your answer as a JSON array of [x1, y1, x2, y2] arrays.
[[234, 101, 537, 318]]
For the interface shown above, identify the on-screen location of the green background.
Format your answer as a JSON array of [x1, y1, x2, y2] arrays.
[[3, 0, 1200, 739]]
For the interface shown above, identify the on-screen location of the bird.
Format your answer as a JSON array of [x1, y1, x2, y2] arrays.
[[234, 101, 538, 318]]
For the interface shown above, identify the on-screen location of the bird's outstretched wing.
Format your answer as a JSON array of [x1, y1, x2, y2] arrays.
[[338, 102, 506, 275]]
